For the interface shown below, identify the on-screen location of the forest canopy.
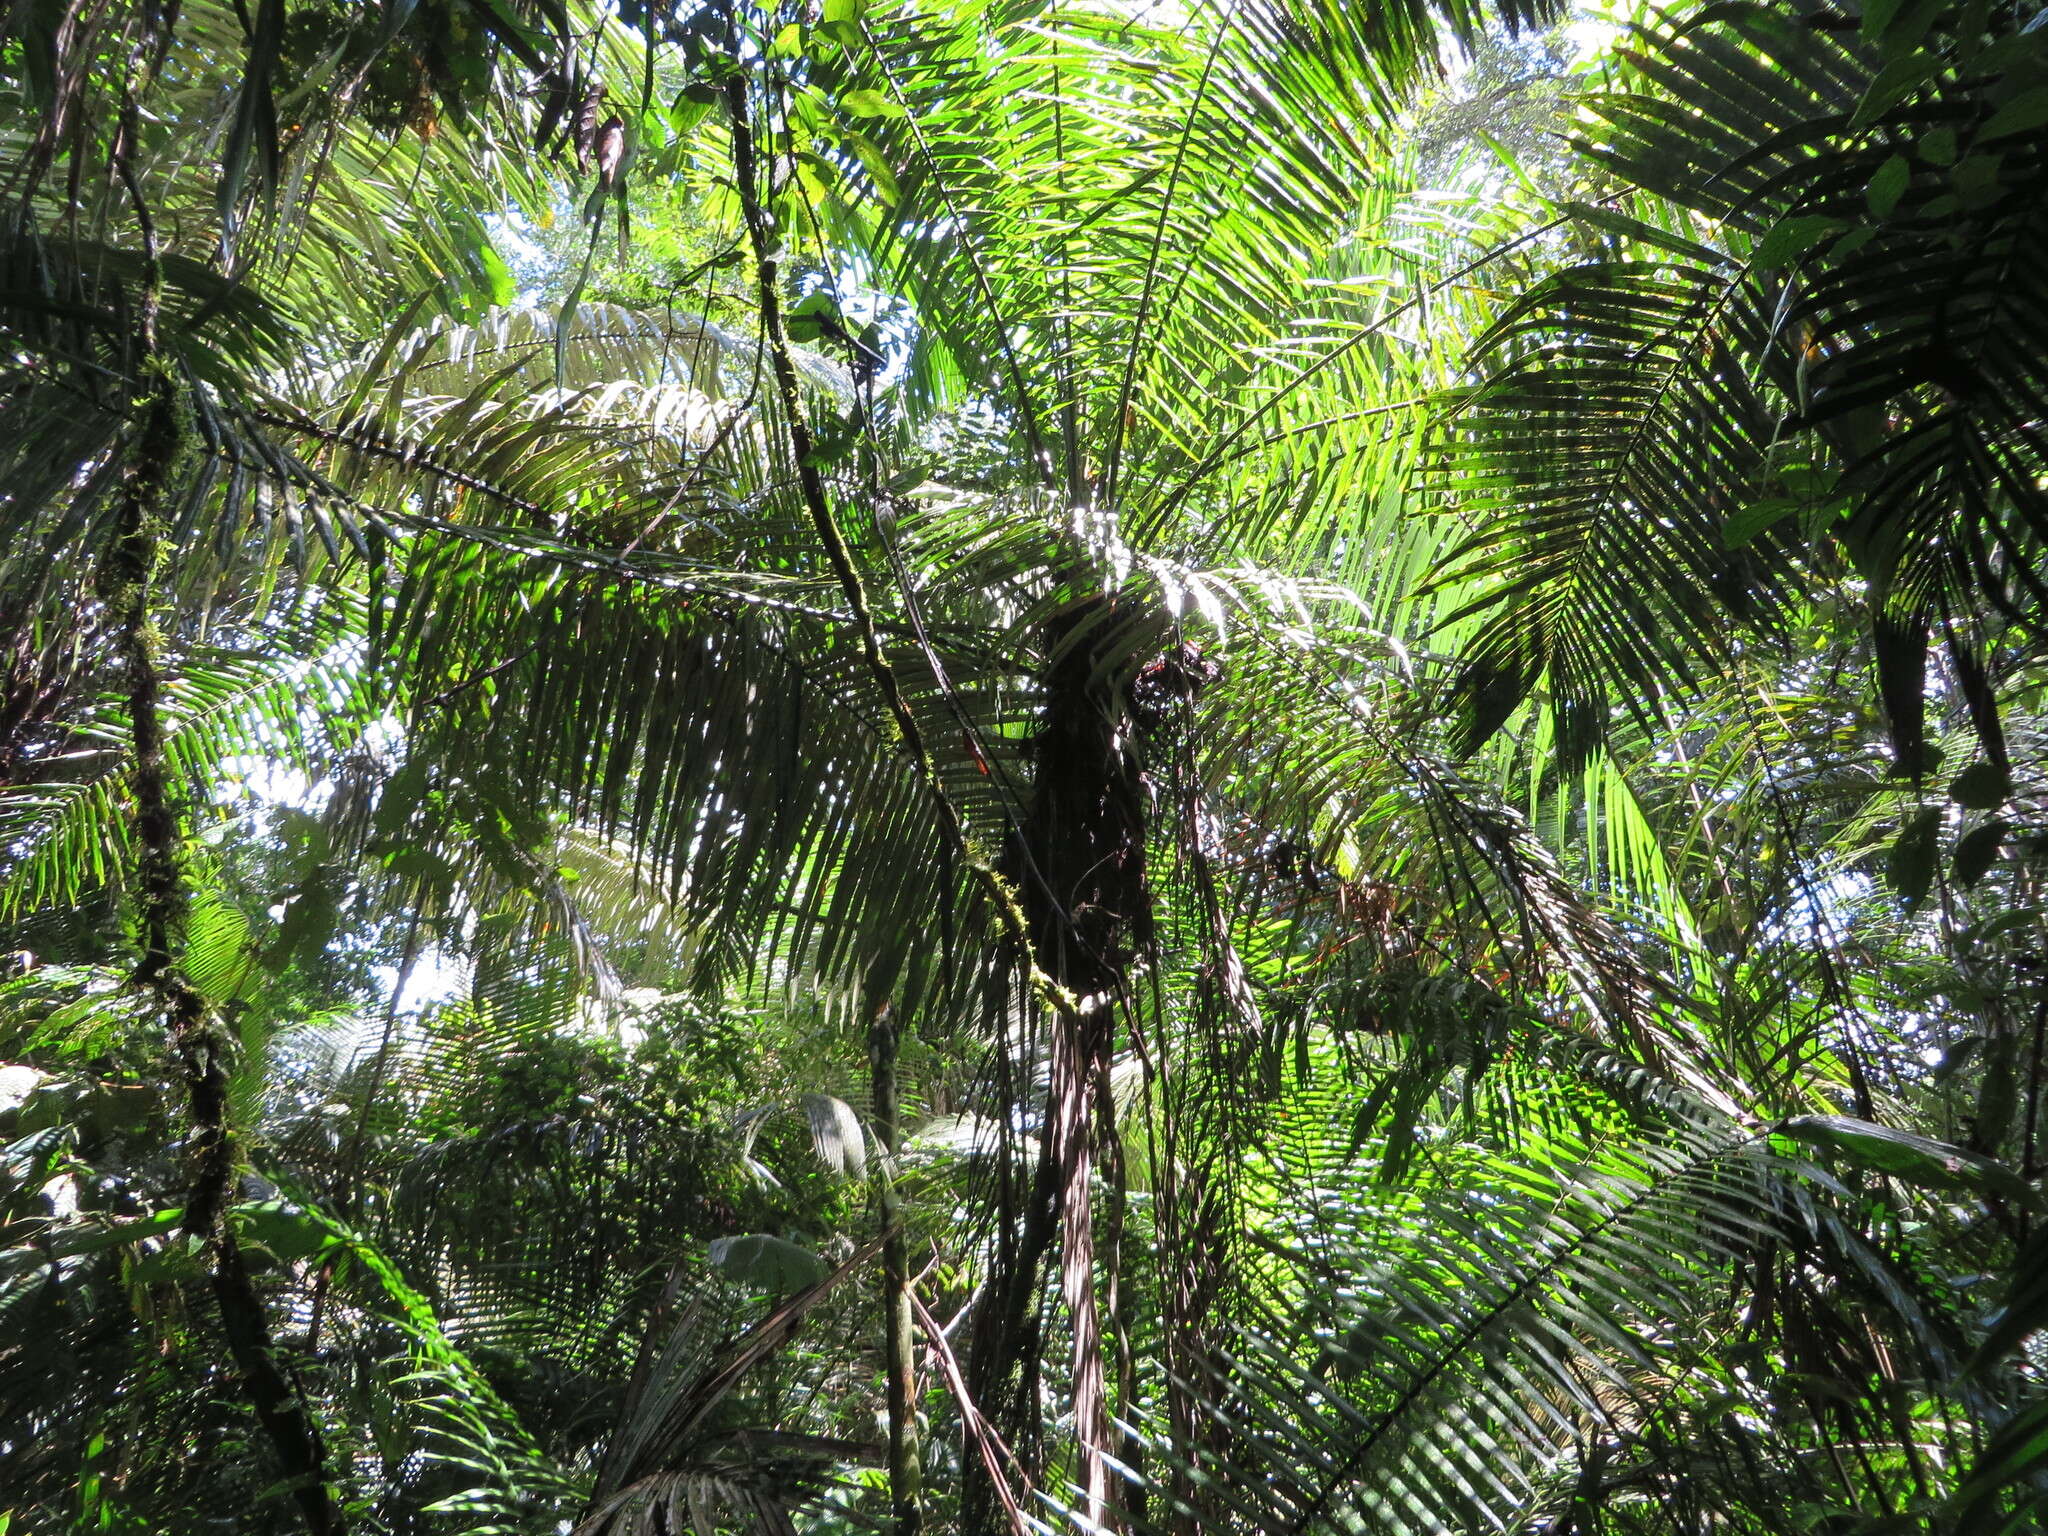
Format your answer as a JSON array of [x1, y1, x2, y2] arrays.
[[3, 0, 2048, 1532]]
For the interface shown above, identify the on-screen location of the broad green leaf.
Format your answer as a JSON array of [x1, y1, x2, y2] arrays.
[[1722, 497, 1799, 548], [1951, 154, 2006, 209], [235, 1200, 337, 1262], [477, 243, 516, 307], [1779, 1116, 2032, 1201], [37, 1210, 183, 1261], [1918, 124, 1958, 165], [1753, 216, 1847, 269], [841, 128, 900, 205], [1852, 53, 1940, 128], [1980, 85, 2048, 142], [1953, 821, 2007, 888], [709, 1233, 829, 1292], [786, 288, 842, 343], [839, 88, 904, 119], [1951, 761, 2012, 808], [1886, 807, 1941, 909], [1866, 154, 1912, 218]]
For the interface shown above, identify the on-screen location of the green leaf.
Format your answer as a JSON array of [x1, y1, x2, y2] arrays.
[[235, 1200, 336, 1262], [671, 96, 712, 134], [799, 408, 861, 468], [821, 0, 864, 21], [1776, 463, 1837, 498], [1950, 761, 2012, 809], [1886, 806, 1941, 909], [1866, 154, 1912, 219], [1722, 497, 1799, 548], [841, 128, 900, 204], [477, 243, 515, 307], [1753, 216, 1847, 269], [838, 88, 903, 119], [708, 1233, 829, 1292], [785, 288, 842, 343], [1953, 821, 2007, 889], [1870, 0, 1944, 59], [1557, 201, 1726, 264], [1961, 906, 2042, 948], [41, 1209, 184, 1261], [793, 150, 839, 207], [1852, 52, 1940, 128], [1950, 154, 2006, 210], [1779, 1116, 2032, 1202], [1980, 85, 2048, 142]]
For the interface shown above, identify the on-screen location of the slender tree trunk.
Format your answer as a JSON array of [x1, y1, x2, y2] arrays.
[[109, 100, 342, 1536], [870, 999, 924, 1536], [718, 44, 1098, 1536]]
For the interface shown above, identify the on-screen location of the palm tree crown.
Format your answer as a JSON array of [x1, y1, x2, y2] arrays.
[[3, 1, 2046, 1533]]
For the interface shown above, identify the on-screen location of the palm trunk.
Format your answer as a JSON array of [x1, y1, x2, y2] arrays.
[[966, 591, 1149, 1531]]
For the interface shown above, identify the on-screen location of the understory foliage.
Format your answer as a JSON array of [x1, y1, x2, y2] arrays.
[[3, 0, 2047, 1533]]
